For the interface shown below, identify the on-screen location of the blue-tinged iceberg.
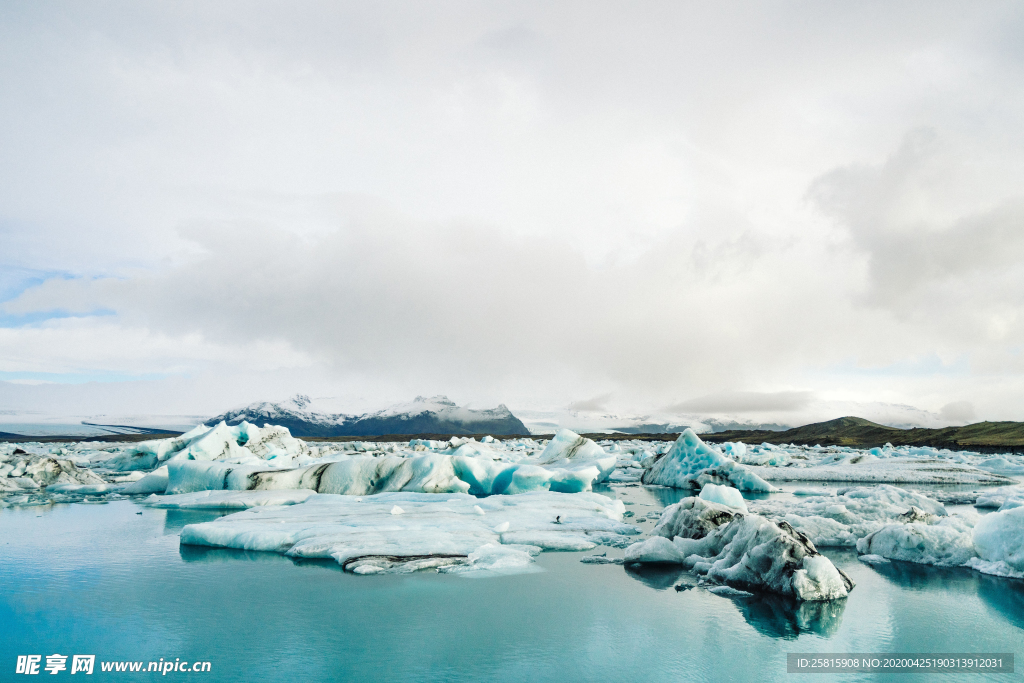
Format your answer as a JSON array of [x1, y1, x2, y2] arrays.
[[641, 429, 775, 492]]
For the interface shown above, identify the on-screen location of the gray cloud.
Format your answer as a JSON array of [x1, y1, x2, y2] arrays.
[[567, 394, 613, 412], [666, 391, 815, 414]]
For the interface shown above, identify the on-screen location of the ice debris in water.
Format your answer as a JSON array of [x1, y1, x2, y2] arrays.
[[640, 429, 775, 492], [623, 496, 854, 601], [179, 491, 638, 575]]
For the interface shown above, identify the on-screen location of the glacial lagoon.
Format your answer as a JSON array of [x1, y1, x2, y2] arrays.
[[2, 492, 1022, 683]]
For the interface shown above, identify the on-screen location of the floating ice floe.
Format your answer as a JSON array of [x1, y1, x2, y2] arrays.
[[849, 501, 1024, 579], [747, 485, 949, 547], [745, 458, 1012, 485], [641, 429, 775, 492], [179, 491, 638, 575], [856, 516, 978, 567], [623, 494, 854, 601], [974, 485, 1024, 510]]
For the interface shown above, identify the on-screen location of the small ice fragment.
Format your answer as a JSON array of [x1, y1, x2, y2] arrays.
[[391, 505, 405, 515], [858, 554, 890, 564], [494, 521, 510, 533], [474, 505, 485, 515], [355, 498, 362, 502]]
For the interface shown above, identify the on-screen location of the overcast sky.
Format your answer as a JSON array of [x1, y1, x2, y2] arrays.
[[2, 1, 1024, 424]]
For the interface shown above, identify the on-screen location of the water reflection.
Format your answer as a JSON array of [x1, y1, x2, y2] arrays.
[[622, 563, 847, 639], [623, 563, 689, 590], [162, 508, 233, 533], [867, 556, 976, 591], [976, 573, 1024, 631], [645, 487, 693, 508], [179, 544, 287, 564], [736, 594, 846, 639]]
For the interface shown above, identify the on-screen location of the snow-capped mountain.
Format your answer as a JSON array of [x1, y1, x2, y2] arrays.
[[206, 395, 529, 437]]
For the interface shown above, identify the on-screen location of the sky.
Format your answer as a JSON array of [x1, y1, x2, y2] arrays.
[[2, 1, 1024, 427]]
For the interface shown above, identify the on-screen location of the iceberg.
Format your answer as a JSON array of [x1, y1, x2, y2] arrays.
[[640, 429, 775, 492], [748, 485, 948, 547], [855, 517, 977, 567], [179, 491, 638, 575], [969, 506, 1024, 578], [106, 422, 309, 472], [624, 496, 853, 601], [974, 485, 1024, 510]]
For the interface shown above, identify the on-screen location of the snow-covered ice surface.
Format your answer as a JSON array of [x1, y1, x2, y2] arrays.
[[179, 491, 637, 575]]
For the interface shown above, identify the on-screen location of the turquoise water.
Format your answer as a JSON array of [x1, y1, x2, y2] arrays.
[[1, 497, 1022, 682]]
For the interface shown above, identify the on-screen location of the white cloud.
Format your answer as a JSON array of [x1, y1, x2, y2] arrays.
[[2, 2, 1024, 422]]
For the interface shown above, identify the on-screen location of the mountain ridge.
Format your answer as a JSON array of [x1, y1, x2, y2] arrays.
[[206, 394, 529, 437], [701, 415, 1024, 452]]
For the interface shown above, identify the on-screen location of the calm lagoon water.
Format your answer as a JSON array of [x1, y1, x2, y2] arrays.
[[1, 492, 1022, 682]]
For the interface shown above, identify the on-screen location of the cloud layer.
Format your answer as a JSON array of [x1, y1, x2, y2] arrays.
[[2, 2, 1024, 423]]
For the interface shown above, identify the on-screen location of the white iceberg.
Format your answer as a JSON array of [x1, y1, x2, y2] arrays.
[[106, 422, 308, 472], [969, 506, 1024, 578], [855, 516, 977, 567], [749, 485, 949, 547]]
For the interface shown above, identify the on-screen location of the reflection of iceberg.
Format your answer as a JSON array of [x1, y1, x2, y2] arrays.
[[976, 572, 1024, 632], [179, 544, 295, 565], [623, 563, 690, 591], [736, 594, 847, 639]]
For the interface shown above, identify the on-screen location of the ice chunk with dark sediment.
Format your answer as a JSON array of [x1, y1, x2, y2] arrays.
[[640, 429, 775, 492], [535, 429, 618, 484], [624, 496, 853, 601], [179, 491, 638, 575]]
